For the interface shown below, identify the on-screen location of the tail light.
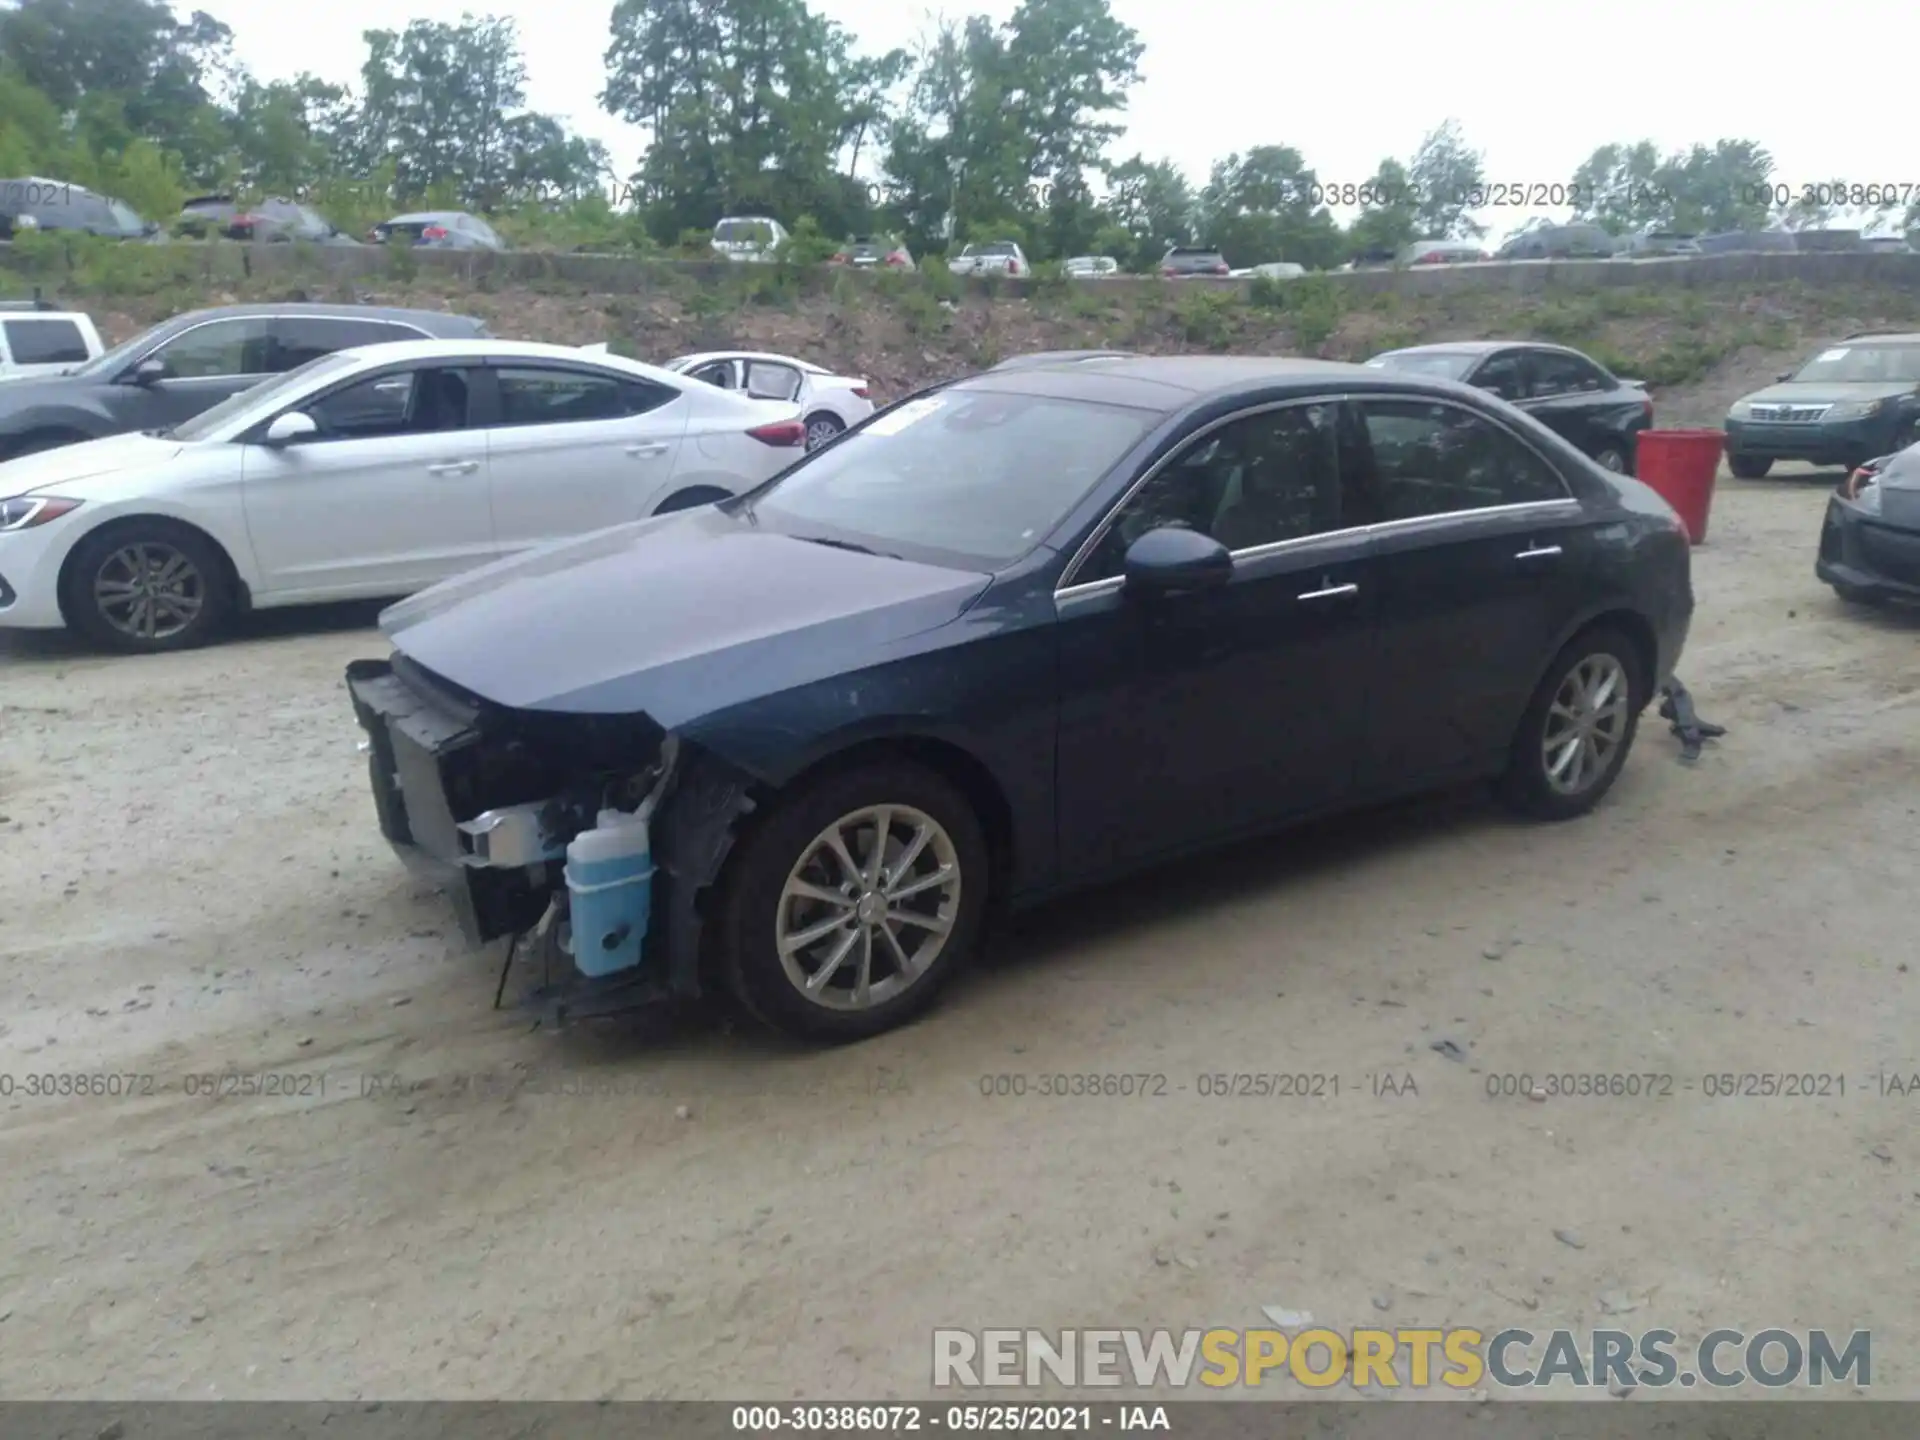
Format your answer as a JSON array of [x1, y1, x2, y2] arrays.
[[1642, 398, 1654, 423], [747, 419, 806, 447], [1213, 263, 1229, 275], [886, 251, 908, 266], [1161, 266, 1176, 277], [367, 227, 382, 242], [851, 383, 870, 399], [829, 252, 848, 264], [421, 225, 448, 241], [1845, 465, 1877, 500], [1006, 260, 1020, 275]]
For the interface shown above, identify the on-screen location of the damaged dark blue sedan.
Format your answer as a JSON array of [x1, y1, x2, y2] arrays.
[[346, 356, 1695, 1042]]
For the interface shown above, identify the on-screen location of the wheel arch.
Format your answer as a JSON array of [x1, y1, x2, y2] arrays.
[[56, 512, 250, 626], [1527, 606, 1660, 715], [727, 728, 1018, 904], [651, 483, 735, 515]]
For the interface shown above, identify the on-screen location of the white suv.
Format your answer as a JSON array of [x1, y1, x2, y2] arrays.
[[0, 305, 103, 380], [712, 216, 789, 263], [948, 241, 1028, 277]]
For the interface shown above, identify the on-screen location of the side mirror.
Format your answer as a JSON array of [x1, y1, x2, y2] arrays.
[[1777, 370, 1793, 382], [263, 411, 318, 445], [129, 356, 168, 385], [1121, 526, 1232, 595]]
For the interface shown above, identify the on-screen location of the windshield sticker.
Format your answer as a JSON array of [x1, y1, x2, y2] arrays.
[[1816, 348, 1849, 362], [865, 397, 945, 436]]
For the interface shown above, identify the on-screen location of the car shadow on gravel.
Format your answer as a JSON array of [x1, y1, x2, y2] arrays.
[[560, 782, 1521, 1065], [0, 599, 387, 662]]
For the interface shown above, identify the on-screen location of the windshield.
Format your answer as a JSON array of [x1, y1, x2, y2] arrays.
[[168, 352, 361, 441], [743, 389, 1156, 566], [1367, 350, 1475, 380], [1791, 344, 1920, 384]]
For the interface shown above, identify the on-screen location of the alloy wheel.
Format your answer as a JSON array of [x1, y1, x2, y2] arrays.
[[1595, 447, 1625, 472], [775, 804, 961, 1010], [92, 541, 206, 642], [1541, 654, 1630, 796], [804, 417, 843, 451]]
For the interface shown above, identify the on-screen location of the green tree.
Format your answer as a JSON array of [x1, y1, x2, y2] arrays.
[[1407, 119, 1483, 240], [1102, 154, 1196, 269], [1346, 156, 1418, 257], [1568, 141, 1667, 232], [1196, 145, 1343, 269]]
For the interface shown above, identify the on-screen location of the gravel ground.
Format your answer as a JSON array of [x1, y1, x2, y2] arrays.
[[0, 465, 1914, 1402]]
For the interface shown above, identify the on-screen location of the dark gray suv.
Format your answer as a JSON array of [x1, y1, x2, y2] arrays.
[[0, 303, 488, 462]]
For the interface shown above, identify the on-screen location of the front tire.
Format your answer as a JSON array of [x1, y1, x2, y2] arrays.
[[713, 760, 989, 1042], [1498, 625, 1648, 821], [1727, 453, 1772, 480], [61, 521, 232, 653]]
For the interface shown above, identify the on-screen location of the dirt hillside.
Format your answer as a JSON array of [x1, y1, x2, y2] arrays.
[[69, 272, 1920, 430]]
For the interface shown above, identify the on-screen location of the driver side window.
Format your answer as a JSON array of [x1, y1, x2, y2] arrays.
[[150, 318, 271, 379], [691, 361, 736, 389], [1075, 402, 1344, 585], [303, 366, 475, 439]]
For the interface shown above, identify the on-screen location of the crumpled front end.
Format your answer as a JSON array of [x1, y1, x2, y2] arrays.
[[345, 654, 755, 1006]]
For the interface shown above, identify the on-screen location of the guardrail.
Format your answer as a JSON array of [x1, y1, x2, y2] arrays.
[[4, 238, 1919, 297]]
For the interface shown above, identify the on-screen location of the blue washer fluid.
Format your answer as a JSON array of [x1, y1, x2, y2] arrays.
[[563, 808, 653, 977]]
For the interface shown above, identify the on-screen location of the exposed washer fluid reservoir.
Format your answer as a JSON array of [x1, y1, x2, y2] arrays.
[[564, 808, 653, 977]]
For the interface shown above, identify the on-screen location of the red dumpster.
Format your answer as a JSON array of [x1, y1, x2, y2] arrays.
[[1634, 429, 1724, 544]]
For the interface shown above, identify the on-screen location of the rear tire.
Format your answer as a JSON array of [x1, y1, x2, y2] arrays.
[[713, 759, 989, 1043], [61, 519, 233, 653], [1498, 625, 1648, 821], [1591, 443, 1629, 475], [803, 412, 845, 451], [1727, 453, 1772, 480]]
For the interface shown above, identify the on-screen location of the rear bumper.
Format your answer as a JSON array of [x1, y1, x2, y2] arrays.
[[1817, 494, 1920, 600]]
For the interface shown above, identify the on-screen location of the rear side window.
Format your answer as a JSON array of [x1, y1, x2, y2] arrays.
[[274, 317, 418, 369], [1354, 399, 1569, 519], [493, 367, 677, 425], [150, 317, 272, 377], [4, 317, 88, 365], [1527, 350, 1609, 396]]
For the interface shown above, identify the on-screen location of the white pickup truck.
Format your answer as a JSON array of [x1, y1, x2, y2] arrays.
[[0, 304, 104, 379]]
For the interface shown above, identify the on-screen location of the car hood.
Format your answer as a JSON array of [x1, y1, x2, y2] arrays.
[[0, 431, 185, 496], [1741, 381, 1918, 406], [379, 506, 993, 722]]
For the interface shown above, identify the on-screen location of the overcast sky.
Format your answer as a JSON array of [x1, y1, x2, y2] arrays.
[[219, 0, 1907, 233]]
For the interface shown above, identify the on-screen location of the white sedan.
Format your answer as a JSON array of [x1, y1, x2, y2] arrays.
[[666, 351, 874, 450], [0, 339, 807, 652]]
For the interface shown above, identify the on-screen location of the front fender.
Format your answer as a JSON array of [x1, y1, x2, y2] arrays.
[[0, 402, 110, 445]]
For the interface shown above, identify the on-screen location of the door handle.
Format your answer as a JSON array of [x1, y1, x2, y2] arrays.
[[1515, 544, 1563, 560], [427, 460, 479, 475], [1296, 581, 1359, 601], [626, 443, 670, 457]]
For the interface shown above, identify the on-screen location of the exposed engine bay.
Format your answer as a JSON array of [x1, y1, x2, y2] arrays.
[[345, 654, 757, 1014]]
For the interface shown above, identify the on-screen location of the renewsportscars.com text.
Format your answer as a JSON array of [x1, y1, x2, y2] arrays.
[[932, 1327, 1870, 1390]]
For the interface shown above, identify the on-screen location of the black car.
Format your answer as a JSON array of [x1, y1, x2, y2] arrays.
[[1366, 342, 1653, 474], [369, 211, 508, 251], [344, 354, 1694, 1043], [1495, 224, 1617, 260], [1816, 442, 1920, 607], [1160, 246, 1230, 278], [0, 178, 155, 241], [1696, 230, 1797, 255], [0, 304, 488, 461], [175, 194, 357, 245], [1723, 332, 1920, 478]]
